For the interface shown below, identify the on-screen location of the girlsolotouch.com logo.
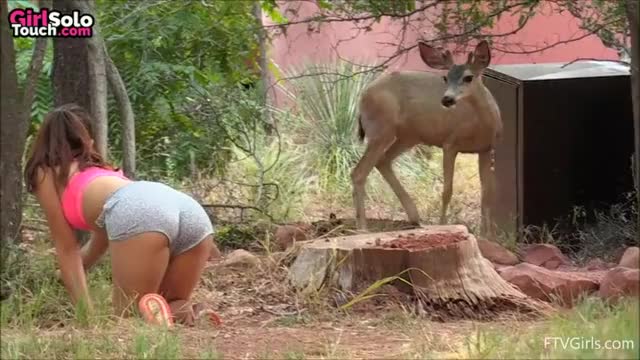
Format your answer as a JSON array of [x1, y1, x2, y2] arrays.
[[8, 7, 94, 38]]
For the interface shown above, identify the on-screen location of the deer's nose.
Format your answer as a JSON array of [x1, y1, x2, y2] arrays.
[[441, 96, 456, 107]]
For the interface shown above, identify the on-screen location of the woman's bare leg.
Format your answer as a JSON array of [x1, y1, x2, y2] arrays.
[[159, 236, 213, 324], [109, 232, 170, 317]]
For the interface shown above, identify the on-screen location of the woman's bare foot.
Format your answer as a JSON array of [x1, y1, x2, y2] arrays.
[[169, 299, 195, 326], [168, 300, 222, 327]]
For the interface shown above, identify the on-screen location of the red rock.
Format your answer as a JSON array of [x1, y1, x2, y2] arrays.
[[494, 264, 513, 274], [274, 224, 308, 250], [222, 249, 260, 268], [598, 267, 640, 303], [618, 247, 639, 269], [523, 244, 571, 270], [584, 258, 615, 271], [477, 238, 519, 265], [500, 263, 599, 306]]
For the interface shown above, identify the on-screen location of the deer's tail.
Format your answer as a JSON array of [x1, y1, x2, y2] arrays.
[[357, 114, 365, 142]]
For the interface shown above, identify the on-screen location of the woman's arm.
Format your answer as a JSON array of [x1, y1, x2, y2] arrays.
[[34, 168, 92, 310], [81, 230, 109, 271]]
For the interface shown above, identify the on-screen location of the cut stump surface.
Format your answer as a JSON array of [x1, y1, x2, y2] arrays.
[[289, 225, 547, 320]]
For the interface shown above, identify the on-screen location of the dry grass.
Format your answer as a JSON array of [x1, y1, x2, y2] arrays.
[[2, 235, 638, 359]]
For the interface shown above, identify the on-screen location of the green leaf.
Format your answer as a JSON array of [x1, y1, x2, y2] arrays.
[[8, 0, 36, 10]]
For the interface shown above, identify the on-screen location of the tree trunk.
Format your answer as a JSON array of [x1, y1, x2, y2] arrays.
[[252, 1, 273, 133], [52, 0, 90, 110], [290, 226, 546, 320], [74, 0, 108, 158], [1, 0, 49, 246], [52, 0, 91, 244], [104, 43, 136, 178], [626, 0, 640, 229], [0, 0, 23, 246]]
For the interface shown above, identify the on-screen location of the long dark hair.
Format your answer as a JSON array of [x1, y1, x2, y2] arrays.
[[24, 103, 113, 192]]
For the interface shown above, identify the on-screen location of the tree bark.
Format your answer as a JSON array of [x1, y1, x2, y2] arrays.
[[0, 0, 49, 245], [52, 0, 90, 110], [74, 0, 108, 158], [252, 1, 273, 133], [1, 0, 23, 246], [625, 0, 640, 229], [52, 0, 92, 244], [290, 226, 546, 320], [104, 43, 136, 178]]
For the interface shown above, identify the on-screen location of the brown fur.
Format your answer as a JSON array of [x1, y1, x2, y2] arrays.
[[351, 41, 503, 236]]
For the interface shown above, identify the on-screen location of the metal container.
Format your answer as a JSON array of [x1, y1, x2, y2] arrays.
[[483, 61, 634, 238]]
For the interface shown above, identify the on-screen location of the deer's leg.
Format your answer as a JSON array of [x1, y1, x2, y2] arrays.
[[440, 146, 458, 224], [478, 150, 495, 236], [352, 135, 395, 230], [376, 140, 420, 224]]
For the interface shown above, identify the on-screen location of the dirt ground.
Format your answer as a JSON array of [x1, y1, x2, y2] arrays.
[[171, 255, 540, 359], [181, 314, 504, 359]]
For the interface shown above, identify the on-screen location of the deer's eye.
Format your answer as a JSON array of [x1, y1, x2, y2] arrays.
[[443, 76, 448, 83], [463, 75, 473, 83]]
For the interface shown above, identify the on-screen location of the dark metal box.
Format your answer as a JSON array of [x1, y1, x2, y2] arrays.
[[483, 61, 634, 238]]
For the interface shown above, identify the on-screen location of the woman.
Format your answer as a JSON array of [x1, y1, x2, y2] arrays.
[[24, 103, 220, 326]]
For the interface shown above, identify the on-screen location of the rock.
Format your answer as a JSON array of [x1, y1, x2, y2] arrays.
[[221, 249, 260, 268], [274, 224, 308, 250], [523, 244, 571, 270], [494, 264, 513, 274], [618, 247, 639, 269], [598, 267, 640, 303], [500, 263, 599, 305], [584, 258, 615, 271], [477, 238, 519, 265]]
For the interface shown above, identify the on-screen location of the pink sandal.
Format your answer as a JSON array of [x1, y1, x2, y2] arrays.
[[193, 303, 223, 326], [138, 293, 174, 327]]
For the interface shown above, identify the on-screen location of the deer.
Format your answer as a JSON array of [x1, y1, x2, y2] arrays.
[[351, 40, 503, 236]]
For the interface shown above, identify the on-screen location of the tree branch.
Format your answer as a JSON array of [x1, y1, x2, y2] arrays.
[[22, 0, 51, 112], [265, 1, 440, 29], [74, 0, 108, 158], [103, 42, 136, 178]]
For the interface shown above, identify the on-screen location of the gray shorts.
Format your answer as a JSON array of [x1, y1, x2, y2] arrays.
[[96, 181, 214, 256]]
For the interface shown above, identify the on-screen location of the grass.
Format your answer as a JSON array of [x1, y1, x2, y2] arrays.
[[453, 298, 640, 359], [2, 228, 638, 359]]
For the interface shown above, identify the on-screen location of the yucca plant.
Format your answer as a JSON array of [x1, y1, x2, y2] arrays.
[[281, 61, 381, 192]]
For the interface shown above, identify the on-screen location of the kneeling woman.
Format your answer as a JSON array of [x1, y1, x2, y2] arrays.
[[25, 104, 219, 326]]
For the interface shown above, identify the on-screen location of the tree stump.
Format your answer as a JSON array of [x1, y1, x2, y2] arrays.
[[289, 225, 547, 319]]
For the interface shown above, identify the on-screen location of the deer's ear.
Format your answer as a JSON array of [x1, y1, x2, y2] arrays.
[[418, 42, 453, 70], [471, 40, 491, 71]]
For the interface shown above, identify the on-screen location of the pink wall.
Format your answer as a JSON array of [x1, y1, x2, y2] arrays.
[[266, 1, 618, 103]]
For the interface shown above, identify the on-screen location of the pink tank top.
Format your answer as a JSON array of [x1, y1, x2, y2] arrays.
[[61, 166, 128, 230]]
